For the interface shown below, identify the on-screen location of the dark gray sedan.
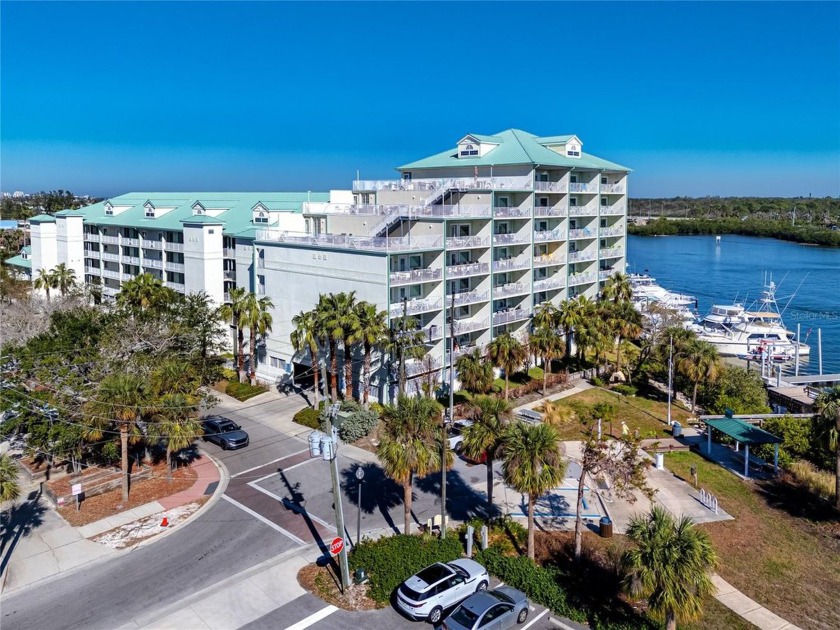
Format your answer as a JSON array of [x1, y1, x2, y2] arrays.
[[201, 416, 249, 450], [439, 586, 529, 630]]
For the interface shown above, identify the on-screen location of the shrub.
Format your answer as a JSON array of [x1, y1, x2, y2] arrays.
[[349, 534, 464, 604], [221, 367, 237, 381], [458, 516, 527, 556], [293, 407, 322, 430], [612, 384, 637, 397], [337, 401, 379, 442], [789, 460, 836, 502], [225, 381, 268, 401], [754, 415, 811, 468], [591, 376, 606, 387], [369, 402, 386, 416]]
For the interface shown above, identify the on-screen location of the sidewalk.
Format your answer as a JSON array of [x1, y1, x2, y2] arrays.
[[1, 450, 224, 594], [712, 574, 801, 630]]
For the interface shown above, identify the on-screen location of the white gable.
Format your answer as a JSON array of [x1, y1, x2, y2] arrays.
[[456, 134, 500, 159], [543, 135, 583, 159], [104, 200, 132, 216]]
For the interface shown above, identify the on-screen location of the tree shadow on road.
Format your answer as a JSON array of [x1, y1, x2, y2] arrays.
[[340, 463, 403, 535], [415, 468, 498, 522], [0, 488, 48, 576]]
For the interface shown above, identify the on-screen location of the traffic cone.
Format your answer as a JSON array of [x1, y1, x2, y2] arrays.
[[161, 516, 169, 527]]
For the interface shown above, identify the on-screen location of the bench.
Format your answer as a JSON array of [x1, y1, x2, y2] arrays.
[[516, 409, 543, 424]]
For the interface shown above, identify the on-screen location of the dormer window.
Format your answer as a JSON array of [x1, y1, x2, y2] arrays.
[[144, 203, 155, 218], [192, 202, 205, 215], [254, 211, 269, 224], [459, 143, 479, 157], [566, 144, 581, 157], [104, 202, 114, 216]]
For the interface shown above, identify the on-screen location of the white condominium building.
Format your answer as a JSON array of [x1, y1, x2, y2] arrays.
[[19, 129, 629, 401]]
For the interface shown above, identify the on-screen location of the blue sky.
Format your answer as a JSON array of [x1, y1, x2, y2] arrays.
[[1, 1, 838, 198]]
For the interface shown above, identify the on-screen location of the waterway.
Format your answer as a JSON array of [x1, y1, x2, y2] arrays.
[[627, 234, 840, 376]]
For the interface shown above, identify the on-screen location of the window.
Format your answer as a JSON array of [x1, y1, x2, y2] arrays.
[[600, 218, 607, 228], [209, 229, 215, 234], [570, 219, 577, 229], [537, 220, 548, 232], [457, 306, 470, 318], [495, 222, 509, 235], [570, 174, 578, 184], [497, 196, 510, 208], [601, 197, 608, 206], [566, 145, 580, 157], [409, 255, 422, 269], [402, 172, 412, 181], [145, 207, 155, 218], [450, 223, 471, 237], [459, 144, 478, 157], [304, 219, 311, 234], [270, 357, 284, 370], [570, 197, 578, 208], [537, 197, 549, 207], [450, 251, 470, 266], [601, 176, 608, 185], [254, 212, 269, 224], [600, 239, 607, 249], [258, 274, 266, 295]]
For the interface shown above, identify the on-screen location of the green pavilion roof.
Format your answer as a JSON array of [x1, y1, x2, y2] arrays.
[[705, 418, 783, 446]]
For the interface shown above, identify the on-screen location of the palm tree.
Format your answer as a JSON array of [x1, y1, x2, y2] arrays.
[[152, 393, 200, 481], [814, 385, 840, 509], [52, 263, 77, 297], [602, 271, 633, 304], [0, 454, 21, 504], [501, 421, 566, 559], [291, 309, 321, 407], [529, 325, 565, 393], [557, 297, 585, 365], [622, 506, 717, 630], [116, 273, 174, 314], [150, 359, 199, 399], [677, 339, 721, 411], [243, 294, 274, 386], [377, 395, 449, 534], [350, 302, 389, 406], [316, 293, 344, 401], [532, 301, 559, 331], [461, 396, 512, 515], [571, 296, 596, 363], [34, 267, 56, 303], [336, 292, 360, 400], [219, 287, 249, 383], [487, 332, 528, 400], [455, 348, 494, 395], [85, 373, 149, 503], [608, 300, 643, 377]]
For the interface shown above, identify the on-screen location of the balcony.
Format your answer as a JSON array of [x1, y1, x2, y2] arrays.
[[492, 233, 530, 245], [257, 230, 443, 253], [533, 254, 565, 268], [167, 262, 186, 273], [101, 235, 119, 245], [534, 206, 566, 217], [223, 292, 231, 303], [447, 261, 489, 278], [121, 272, 135, 282], [492, 308, 531, 326], [599, 225, 624, 237], [423, 324, 444, 341], [569, 204, 598, 216], [84, 234, 100, 243], [569, 183, 598, 193], [600, 183, 626, 194], [352, 176, 533, 193], [534, 181, 568, 193], [453, 318, 489, 334], [598, 270, 614, 281], [101, 268, 121, 280], [101, 252, 120, 262], [101, 285, 120, 297], [449, 344, 479, 362], [84, 265, 101, 275], [493, 256, 530, 272], [165, 242, 185, 253], [223, 247, 236, 258], [389, 297, 443, 318], [533, 275, 567, 291], [125, 256, 141, 265], [123, 237, 140, 247], [405, 356, 442, 377], [390, 267, 442, 286], [600, 204, 625, 216], [224, 269, 236, 281], [568, 250, 596, 263], [143, 259, 164, 270], [446, 236, 489, 249], [165, 281, 186, 293], [141, 239, 162, 250], [493, 206, 531, 218], [568, 228, 596, 240], [534, 230, 564, 243], [452, 290, 489, 307], [494, 282, 529, 298], [568, 272, 596, 286], [599, 247, 624, 259]]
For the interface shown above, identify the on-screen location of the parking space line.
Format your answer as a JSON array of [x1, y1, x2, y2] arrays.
[[221, 495, 306, 545], [283, 605, 338, 629], [246, 482, 337, 533], [521, 609, 549, 630], [231, 450, 309, 478]]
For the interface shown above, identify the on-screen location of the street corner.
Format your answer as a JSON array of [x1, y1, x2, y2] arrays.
[[93, 501, 205, 550]]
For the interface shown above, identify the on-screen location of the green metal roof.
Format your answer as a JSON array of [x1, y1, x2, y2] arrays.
[[4, 253, 31, 269], [535, 134, 575, 144], [29, 214, 56, 223], [705, 418, 783, 445], [399, 129, 630, 172], [61, 192, 330, 237], [55, 209, 85, 217]]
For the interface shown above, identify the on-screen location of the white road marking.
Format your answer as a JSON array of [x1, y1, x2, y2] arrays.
[[231, 450, 309, 478], [246, 482, 337, 532], [221, 495, 306, 545], [546, 612, 579, 630], [521, 609, 549, 630], [251, 456, 317, 483], [283, 605, 338, 629]]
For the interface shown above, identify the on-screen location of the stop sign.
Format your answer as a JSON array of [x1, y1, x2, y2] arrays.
[[330, 537, 345, 556]]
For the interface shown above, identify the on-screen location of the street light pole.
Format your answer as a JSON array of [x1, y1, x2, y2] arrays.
[[441, 294, 455, 539], [355, 466, 364, 546], [667, 335, 673, 426], [327, 404, 350, 592]]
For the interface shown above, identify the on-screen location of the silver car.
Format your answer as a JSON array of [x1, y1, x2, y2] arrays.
[[439, 586, 530, 630], [396, 559, 489, 624]]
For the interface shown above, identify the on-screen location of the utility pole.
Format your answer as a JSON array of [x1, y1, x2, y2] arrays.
[[327, 405, 351, 591], [399, 296, 407, 395], [441, 293, 455, 539], [667, 335, 674, 426]]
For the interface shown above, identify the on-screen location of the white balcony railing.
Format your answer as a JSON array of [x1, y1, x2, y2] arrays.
[[492, 308, 531, 326], [84, 234, 100, 243], [167, 262, 185, 273], [143, 259, 164, 269], [165, 282, 186, 293], [353, 176, 533, 193], [599, 247, 624, 259], [257, 230, 443, 253], [223, 247, 236, 258], [493, 256, 530, 272], [390, 267, 442, 286], [446, 262, 489, 278], [568, 228, 595, 240], [533, 254, 566, 268], [389, 297, 443, 318], [568, 272, 596, 286], [101, 252, 120, 262], [452, 290, 489, 306], [125, 256, 141, 265], [534, 230, 564, 242], [101, 235, 119, 245], [492, 233, 530, 245], [84, 265, 101, 275], [123, 238, 139, 247], [534, 275, 567, 291], [224, 270, 236, 281], [569, 183, 598, 193], [446, 236, 490, 249], [223, 292, 231, 303], [534, 206, 567, 217], [493, 206, 531, 218], [568, 250, 597, 263], [569, 204, 598, 216], [600, 204, 626, 215], [494, 282, 529, 298], [453, 318, 489, 334], [165, 242, 184, 253], [534, 181, 568, 193], [405, 356, 443, 377], [101, 268, 121, 280], [600, 183, 626, 194], [101, 285, 119, 297], [121, 273, 135, 281], [598, 270, 613, 281], [599, 225, 624, 237]]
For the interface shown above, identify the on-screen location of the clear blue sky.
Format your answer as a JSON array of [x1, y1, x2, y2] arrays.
[[2, 1, 838, 198]]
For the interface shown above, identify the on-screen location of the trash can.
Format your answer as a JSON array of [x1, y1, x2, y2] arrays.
[[655, 452, 665, 470], [599, 516, 613, 538], [672, 422, 682, 438]]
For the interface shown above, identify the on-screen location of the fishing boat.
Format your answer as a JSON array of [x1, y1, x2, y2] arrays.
[[629, 273, 698, 310]]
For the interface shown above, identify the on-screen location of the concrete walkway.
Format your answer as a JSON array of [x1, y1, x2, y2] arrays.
[[712, 574, 801, 630]]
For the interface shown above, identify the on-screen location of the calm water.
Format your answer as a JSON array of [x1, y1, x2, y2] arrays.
[[628, 234, 840, 375]]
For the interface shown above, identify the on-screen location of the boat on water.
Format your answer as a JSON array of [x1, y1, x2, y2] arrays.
[[689, 281, 810, 357], [629, 273, 697, 309]]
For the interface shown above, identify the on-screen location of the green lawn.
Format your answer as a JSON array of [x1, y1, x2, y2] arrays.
[[546, 387, 693, 441], [665, 451, 840, 630]]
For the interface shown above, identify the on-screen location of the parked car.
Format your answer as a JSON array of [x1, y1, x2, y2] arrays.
[[446, 420, 472, 453], [396, 559, 489, 624], [201, 416, 249, 450], [439, 586, 530, 630]]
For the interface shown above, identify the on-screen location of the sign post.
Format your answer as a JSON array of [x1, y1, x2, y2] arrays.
[[330, 537, 345, 557], [72, 483, 83, 511]]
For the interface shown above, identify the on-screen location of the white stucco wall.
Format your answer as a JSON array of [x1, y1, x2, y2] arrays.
[[183, 223, 224, 304]]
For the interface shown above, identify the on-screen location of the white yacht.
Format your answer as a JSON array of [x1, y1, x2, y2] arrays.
[[629, 273, 698, 309]]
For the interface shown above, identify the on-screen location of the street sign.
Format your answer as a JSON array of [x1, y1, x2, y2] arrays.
[[329, 537, 345, 556], [71, 483, 82, 496]]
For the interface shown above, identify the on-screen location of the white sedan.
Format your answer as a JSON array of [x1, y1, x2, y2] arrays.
[[396, 559, 489, 624]]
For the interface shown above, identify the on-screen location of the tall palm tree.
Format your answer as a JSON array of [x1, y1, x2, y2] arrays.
[[455, 348, 494, 395], [116, 273, 174, 314], [243, 294, 274, 386], [377, 395, 449, 534], [219, 287, 249, 383], [622, 506, 717, 630], [52, 263, 77, 297], [0, 453, 21, 504], [85, 373, 149, 503], [152, 393, 200, 481], [291, 309, 321, 407], [557, 297, 585, 365], [501, 421, 566, 559], [571, 296, 596, 362], [532, 301, 559, 331], [602, 271, 633, 304], [461, 396, 512, 515], [487, 332, 528, 401], [677, 339, 721, 411], [608, 300, 643, 376], [150, 359, 200, 399], [316, 293, 343, 401], [34, 267, 56, 303], [336, 292, 360, 399], [814, 385, 840, 509], [529, 325, 565, 393], [350, 302, 389, 406]]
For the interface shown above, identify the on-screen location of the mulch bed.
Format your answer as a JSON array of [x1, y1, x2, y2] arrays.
[[298, 562, 379, 611], [56, 462, 197, 527]]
